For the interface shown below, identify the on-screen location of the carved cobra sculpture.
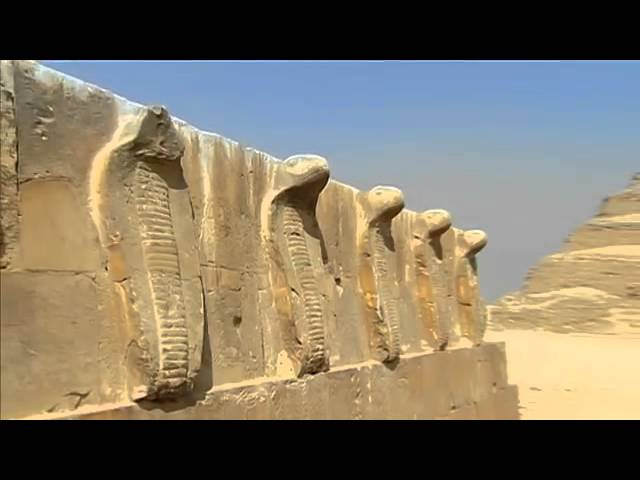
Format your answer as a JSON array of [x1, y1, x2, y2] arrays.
[[359, 186, 405, 363], [454, 229, 488, 346], [272, 155, 330, 376], [413, 209, 452, 351], [91, 105, 201, 401]]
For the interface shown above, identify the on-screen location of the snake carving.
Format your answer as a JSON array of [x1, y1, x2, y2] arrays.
[[90, 105, 203, 401], [271, 155, 330, 376], [454, 229, 488, 346], [413, 209, 452, 351], [358, 186, 405, 363]]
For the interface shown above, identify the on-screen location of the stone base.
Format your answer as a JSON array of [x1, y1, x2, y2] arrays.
[[22, 342, 519, 420]]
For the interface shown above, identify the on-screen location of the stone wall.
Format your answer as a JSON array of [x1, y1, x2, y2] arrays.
[[0, 60, 519, 419]]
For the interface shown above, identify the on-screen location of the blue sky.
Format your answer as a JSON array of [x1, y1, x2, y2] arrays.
[[44, 61, 640, 301]]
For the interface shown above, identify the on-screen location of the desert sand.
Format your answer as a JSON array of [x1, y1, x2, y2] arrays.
[[487, 172, 639, 420], [485, 328, 640, 420]]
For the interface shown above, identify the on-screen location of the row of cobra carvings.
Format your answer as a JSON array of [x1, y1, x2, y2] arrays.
[[89, 105, 489, 402]]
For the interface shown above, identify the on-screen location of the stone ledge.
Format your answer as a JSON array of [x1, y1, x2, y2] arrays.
[[20, 343, 518, 420]]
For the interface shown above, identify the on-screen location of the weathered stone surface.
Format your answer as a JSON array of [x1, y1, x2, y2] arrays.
[[326, 367, 368, 419], [20, 344, 518, 420], [0, 60, 19, 269], [196, 137, 275, 386], [316, 181, 371, 367], [13, 60, 118, 185], [475, 385, 520, 420], [0, 272, 103, 419], [565, 214, 640, 250], [490, 173, 640, 335], [0, 61, 516, 420], [19, 178, 101, 271]]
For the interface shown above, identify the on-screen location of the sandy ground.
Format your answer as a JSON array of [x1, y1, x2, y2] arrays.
[[485, 329, 640, 420]]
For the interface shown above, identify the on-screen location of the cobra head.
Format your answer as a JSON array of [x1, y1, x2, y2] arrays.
[[366, 186, 405, 225], [461, 229, 488, 257], [422, 209, 452, 238]]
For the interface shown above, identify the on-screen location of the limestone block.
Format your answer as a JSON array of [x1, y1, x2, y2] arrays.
[[0, 272, 102, 419], [364, 364, 392, 419], [13, 60, 118, 185], [271, 379, 307, 419], [492, 385, 520, 420], [484, 342, 509, 389], [475, 385, 520, 420], [402, 354, 428, 419], [326, 367, 368, 419], [381, 360, 413, 420], [469, 346, 497, 401], [301, 373, 330, 419], [316, 181, 373, 367], [197, 136, 276, 384], [442, 348, 475, 409], [19, 178, 101, 271], [418, 352, 453, 418]]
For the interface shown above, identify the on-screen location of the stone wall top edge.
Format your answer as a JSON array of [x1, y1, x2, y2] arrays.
[[16, 60, 425, 218], [18, 61, 271, 157]]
